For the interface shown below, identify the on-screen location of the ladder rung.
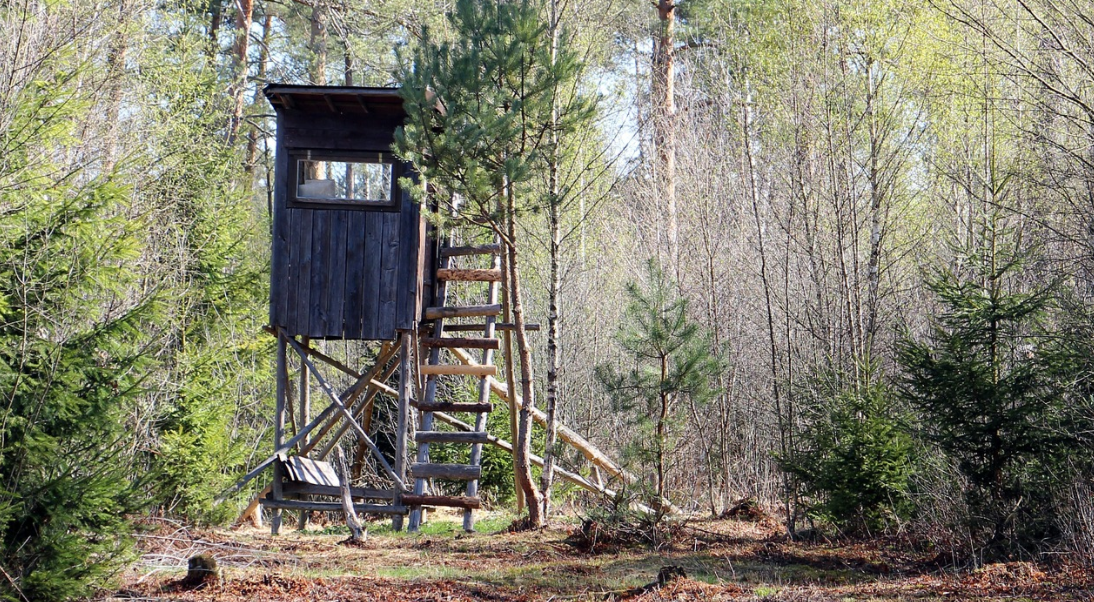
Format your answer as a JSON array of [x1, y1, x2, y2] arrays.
[[411, 400, 493, 413], [419, 364, 497, 377], [436, 268, 502, 282], [415, 431, 491, 444], [410, 463, 481, 481], [420, 337, 500, 350], [443, 322, 540, 332], [440, 244, 501, 258], [424, 304, 502, 320], [401, 494, 482, 509]]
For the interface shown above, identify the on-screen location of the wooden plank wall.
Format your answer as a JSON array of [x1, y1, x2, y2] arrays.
[[272, 202, 423, 340], [268, 106, 429, 341]]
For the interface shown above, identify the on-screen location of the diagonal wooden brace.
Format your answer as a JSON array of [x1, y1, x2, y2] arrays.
[[284, 336, 406, 491], [216, 332, 395, 504]]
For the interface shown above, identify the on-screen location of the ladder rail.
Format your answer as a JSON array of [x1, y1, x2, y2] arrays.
[[408, 235, 501, 533], [464, 249, 500, 531], [407, 234, 454, 532]]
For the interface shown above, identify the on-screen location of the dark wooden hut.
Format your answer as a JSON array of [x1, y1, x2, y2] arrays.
[[265, 85, 433, 340]]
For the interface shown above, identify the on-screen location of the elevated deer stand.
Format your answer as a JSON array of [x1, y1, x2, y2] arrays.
[[222, 85, 677, 535]]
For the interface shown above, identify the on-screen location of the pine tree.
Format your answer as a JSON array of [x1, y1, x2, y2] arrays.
[[596, 261, 722, 517], [397, 0, 593, 528]]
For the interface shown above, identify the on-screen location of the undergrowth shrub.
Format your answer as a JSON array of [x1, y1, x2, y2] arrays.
[[568, 486, 682, 551], [781, 372, 913, 536]]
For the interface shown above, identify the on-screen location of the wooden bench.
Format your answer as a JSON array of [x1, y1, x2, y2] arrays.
[[262, 454, 406, 514]]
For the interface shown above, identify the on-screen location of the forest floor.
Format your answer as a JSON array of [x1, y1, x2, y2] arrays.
[[108, 510, 1094, 601]]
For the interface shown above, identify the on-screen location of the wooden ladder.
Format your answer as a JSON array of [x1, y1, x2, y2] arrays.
[[406, 242, 502, 531]]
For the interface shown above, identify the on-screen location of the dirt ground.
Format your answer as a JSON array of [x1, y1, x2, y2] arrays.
[[108, 510, 1094, 601]]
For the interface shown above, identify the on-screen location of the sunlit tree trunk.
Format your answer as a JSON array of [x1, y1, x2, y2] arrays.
[[653, 0, 677, 273], [227, 0, 253, 144]]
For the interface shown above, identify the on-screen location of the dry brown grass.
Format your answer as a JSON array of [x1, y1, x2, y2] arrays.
[[107, 512, 1094, 601]]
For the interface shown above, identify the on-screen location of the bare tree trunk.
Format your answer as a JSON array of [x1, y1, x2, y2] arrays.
[[506, 182, 543, 528], [863, 58, 886, 354], [207, 0, 223, 61], [540, 0, 561, 523], [344, 45, 354, 85], [309, 2, 327, 85], [227, 0, 253, 144], [501, 248, 525, 514], [338, 450, 365, 542], [657, 356, 669, 512], [102, 6, 129, 174], [742, 85, 794, 534], [654, 0, 677, 273], [245, 13, 272, 177]]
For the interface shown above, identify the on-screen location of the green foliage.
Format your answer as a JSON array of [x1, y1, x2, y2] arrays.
[[0, 181, 153, 601], [396, 0, 595, 221], [781, 372, 913, 535], [131, 20, 272, 524], [596, 260, 722, 513], [0, 13, 161, 594], [897, 241, 1067, 552]]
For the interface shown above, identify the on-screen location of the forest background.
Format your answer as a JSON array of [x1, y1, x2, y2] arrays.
[[4, 0, 1094, 598]]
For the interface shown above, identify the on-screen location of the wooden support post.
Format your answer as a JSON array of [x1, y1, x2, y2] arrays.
[[299, 337, 312, 439], [392, 332, 411, 531], [272, 334, 288, 535], [230, 341, 400, 526], [284, 336, 405, 490], [219, 339, 396, 505], [308, 345, 398, 456], [297, 336, 311, 531], [353, 359, 400, 479]]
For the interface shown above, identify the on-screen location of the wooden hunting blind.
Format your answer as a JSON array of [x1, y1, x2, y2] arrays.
[[227, 85, 667, 536], [266, 85, 432, 340]]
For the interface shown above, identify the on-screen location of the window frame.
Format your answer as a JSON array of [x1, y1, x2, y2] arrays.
[[287, 150, 403, 211]]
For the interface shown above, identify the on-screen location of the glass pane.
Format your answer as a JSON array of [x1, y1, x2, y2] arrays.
[[297, 160, 393, 203]]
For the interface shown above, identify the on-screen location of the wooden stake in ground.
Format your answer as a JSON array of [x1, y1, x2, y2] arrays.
[[338, 450, 366, 543]]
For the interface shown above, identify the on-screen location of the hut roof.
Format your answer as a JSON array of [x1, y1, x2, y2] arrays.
[[264, 85, 405, 118]]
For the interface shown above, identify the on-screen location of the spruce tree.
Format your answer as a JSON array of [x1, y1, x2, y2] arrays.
[[780, 370, 912, 535], [0, 22, 160, 597], [898, 233, 1066, 552], [0, 183, 154, 600]]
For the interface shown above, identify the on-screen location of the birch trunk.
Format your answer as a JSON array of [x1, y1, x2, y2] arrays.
[[540, 0, 561, 522]]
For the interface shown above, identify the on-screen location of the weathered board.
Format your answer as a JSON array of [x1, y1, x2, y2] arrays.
[[278, 454, 340, 487], [266, 85, 433, 340]]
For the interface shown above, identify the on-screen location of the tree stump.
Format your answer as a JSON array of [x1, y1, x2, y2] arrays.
[[657, 565, 686, 586], [183, 553, 218, 586]]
